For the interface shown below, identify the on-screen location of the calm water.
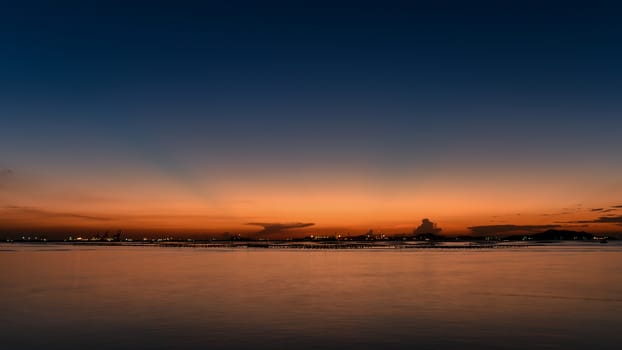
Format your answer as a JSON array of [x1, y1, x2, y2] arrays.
[[2, 243, 622, 349]]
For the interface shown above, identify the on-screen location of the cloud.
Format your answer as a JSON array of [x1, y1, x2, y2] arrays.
[[591, 208, 604, 212], [2, 205, 112, 221], [468, 224, 561, 236], [413, 218, 442, 235], [565, 215, 622, 224], [540, 210, 573, 216], [0, 168, 14, 187], [612, 205, 622, 209], [246, 222, 314, 236]]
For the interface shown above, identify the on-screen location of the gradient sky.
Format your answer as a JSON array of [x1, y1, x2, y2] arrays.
[[1, 0, 622, 237]]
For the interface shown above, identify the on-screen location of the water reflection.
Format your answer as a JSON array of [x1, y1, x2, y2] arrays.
[[1, 245, 621, 349]]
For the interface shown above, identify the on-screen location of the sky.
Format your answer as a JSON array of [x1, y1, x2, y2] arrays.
[[1, 0, 622, 237]]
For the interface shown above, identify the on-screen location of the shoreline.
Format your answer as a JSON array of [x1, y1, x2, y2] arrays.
[[1, 240, 615, 250]]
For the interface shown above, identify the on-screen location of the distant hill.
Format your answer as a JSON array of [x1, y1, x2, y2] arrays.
[[506, 229, 609, 241]]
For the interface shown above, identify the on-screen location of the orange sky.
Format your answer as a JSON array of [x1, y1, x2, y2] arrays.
[[1, 164, 621, 237]]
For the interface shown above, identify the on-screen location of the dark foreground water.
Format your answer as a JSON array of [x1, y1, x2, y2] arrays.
[[2, 243, 622, 349]]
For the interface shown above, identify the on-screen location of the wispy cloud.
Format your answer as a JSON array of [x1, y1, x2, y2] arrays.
[[468, 224, 561, 236], [0, 168, 14, 188]]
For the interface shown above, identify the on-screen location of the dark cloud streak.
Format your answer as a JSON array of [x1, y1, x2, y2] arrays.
[[565, 215, 622, 224], [2, 205, 112, 221], [246, 222, 314, 236]]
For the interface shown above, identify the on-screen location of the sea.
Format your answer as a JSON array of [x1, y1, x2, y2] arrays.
[[2, 242, 621, 349]]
